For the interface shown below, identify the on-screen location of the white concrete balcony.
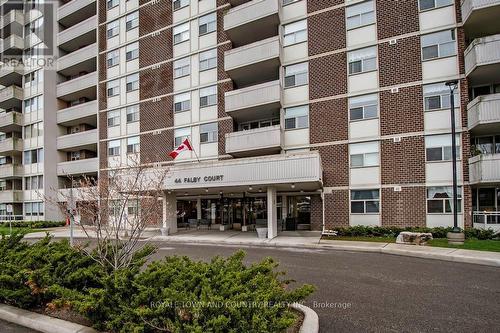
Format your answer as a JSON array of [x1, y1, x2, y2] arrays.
[[57, 100, 97, 126], [57, 129, 98, 151], [58, 186, 96, 202], [0, 9, 24, 28], [225, 36, 281, 86], [224, 0, 280, 46], [0, 34, 24, 53], [0, 137, 22, 155], [0, 164, 23, 178], [465, 34, 500, 85], [56, 71, 97, 101], [225, 80, 281, 122], [461, 0, 500, 38], [0, 62, 23, 86], [57, 15, 97, 51], [0, 190, 23, 203], [225, 125, 283, 157], [57, 43, 97, 75], [57, 158, 98, 176], [469, 154, 500, 184], [468, 93, 500, 133], [58, 0, 96, 27], [0, 111, 23, 132], [0, 85, 23, 111]]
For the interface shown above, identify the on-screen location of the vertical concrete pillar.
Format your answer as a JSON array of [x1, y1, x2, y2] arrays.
[[267, 187, 278, 239], [163, 191, 177, 234], [196, 198, 202, 220], [282, 195, 288, 220]]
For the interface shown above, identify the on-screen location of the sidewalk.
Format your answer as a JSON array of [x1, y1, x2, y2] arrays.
[[24, 227, 500, 267]]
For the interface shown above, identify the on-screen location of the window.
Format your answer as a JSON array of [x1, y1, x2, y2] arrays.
[[24, 70, 42, 88], [285, 105, 309, 130], [423, 82, 459, 111], [24, 175, 43, 190], [473, 135, 500, 155], [0, 181, 6, 191], [349, 94, 378, 121], [174, 127, 191, 147], [348, 46, 377, 74], [108, 140, 121, 156], [240, 118, 279, 130], [173, 0, 189, 10], [200, 122, 218, 143], [283, 20, 307, 46], [107, 20, 119, 39], [200, 86, 217, 107], [107, 110, 120, 127], [346, 0, 375, 30], [284, 62, 308, 88], [24, 202, 44, 216], [425, 134, 461, 161], [70, 151, 81, 161], [173, 23, 190, 44], [107, 80, 120, 97], [351, 190, 380, 214], [173, 57, 191, 78], [419, 0, 453, 11], [127, 136, 140, 154], [427, 186, 462, 213], [24, 122, 43, 138], [174, 92, 191, 113], [126, 42, 139, 61], [107, 49, 119, 68], [23, 148, 43, 164], [350, 141, 379, 167], [126, 11, 139, 31], [24, 95, 43, 113], [199, 49, 217, 71], [283, 0, 299, 5], [127, 200, 139, 216], [107, 0, 118, 9], [199, 13, 216, 35], [421, 30, 456, 60], [126, 105, 139, 123], [126, 73, 139, 92]]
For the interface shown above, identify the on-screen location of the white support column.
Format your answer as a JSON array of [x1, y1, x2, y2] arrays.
[[282, 195, 288, 220], [267, 186, 278, 239], [163, 191, 177, 234], [196, 198, 202, 220]]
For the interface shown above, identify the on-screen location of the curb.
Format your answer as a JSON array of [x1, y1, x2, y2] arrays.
[[0, 304, 97, 333], [149, 237, 500, 267], [290, 303, 319, 333]]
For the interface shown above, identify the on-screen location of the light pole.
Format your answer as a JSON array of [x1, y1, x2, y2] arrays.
[[445, 80, 464, 244]]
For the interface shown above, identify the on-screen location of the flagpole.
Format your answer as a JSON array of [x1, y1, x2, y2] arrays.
[[188, 138, 201, 163]]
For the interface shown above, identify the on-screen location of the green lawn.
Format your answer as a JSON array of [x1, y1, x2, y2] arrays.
[[0, 227, 42, 235], [324, 236, 500, 252], [427, 238, 500, 252]]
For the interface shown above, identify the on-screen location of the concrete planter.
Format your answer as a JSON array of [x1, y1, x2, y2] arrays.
[[220, 224, 232, 231], [160, 227, 169, 236], [447, 232, 465, 245], [256, 227, 268, 239]]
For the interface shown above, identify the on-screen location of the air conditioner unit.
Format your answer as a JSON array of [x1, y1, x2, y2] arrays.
[[393, 137, 401, 143], [391, 87, 399, 93], [389, 39, 397, 45], [394, 186, 402, 192]]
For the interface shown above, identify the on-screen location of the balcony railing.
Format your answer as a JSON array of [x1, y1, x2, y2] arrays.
[[0, 190, 23, 203], [58, 0, 96, 23], [465, 34, 500, 79], [469, 153, 500, 184], [57, 100, 97, 125], [57, 158, 98, 176], [0, 111, 22, 132], [461, 0, 500, 25], [225, 125, 283, 157], [57, 15, 97, 47], [56, 71, 97, 99], [468, 93, 500, 132], [225, 80, 281, 121], [0, 62, 24, 86], [473, 211, 500, 231], [57, 43, 97, 72], [57, 129, 98, 150], [0, 85, 23, 109], [0, 9, 24, 28], [0, 137, 22, 154], [0, 164, 23, 178], [0, 34, 23, 53]]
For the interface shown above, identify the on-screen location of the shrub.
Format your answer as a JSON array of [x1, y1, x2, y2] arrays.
[[0, 235, 314, 332], [0, 221, 66, 229]]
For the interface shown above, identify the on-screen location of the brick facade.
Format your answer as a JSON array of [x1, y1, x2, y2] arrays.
[[324, 190, 350, 228], [380, 86, 424, 136], [310, 195, 323, 231], [381, 186, 426, 227], [378, 36, 422, 87], [309, 98, 348, 144], [381, 136, 426, 185], [307, 8, 345, 56], [315, 144, 349, 187], [309, 52, 347, 99], [376, 0, 420, 40]]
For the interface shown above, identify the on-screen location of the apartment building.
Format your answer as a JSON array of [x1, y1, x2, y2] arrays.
[[2, 0, 499, 235], [0, 0, 98, 220]]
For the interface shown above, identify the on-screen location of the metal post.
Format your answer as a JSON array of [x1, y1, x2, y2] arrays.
[[446, 80, 460, 233], [69, 184, 75, 247]]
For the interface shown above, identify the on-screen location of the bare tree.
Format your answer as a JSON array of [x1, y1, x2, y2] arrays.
[[53, 157, 170, 270]]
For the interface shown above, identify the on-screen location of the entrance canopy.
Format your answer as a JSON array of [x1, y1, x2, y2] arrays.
[[162, 151, 323, 194]]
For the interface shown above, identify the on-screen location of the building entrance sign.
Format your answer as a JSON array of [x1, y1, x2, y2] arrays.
[[174, 175, 225, 184]]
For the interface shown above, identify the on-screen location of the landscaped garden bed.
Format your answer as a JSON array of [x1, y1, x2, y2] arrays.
[[0, 233, 314, 332], [0, 221, 66, 235]]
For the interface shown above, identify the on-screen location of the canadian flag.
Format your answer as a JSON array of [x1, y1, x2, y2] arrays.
[[169, 138, 193, 159]]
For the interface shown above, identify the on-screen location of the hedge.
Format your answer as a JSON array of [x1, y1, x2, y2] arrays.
[[0, 221, 65, 229], [0, 234, 314, 332], [331, 226, 499, 240]]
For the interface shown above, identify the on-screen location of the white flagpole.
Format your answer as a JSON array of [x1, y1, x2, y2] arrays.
[[187, 138, 201, 163]]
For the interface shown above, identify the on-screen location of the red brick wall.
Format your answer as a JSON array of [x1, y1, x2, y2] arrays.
[[139, 31, 172, 67], [307, 8, 345, 55], [138, 0, 171, 36], [139, 64, 173, 100], [324, 190, 350, 228], [378, 36, 422, 87], [376, 0, 420, 39], [309, 52, 347, 99], [139, 97, 173, 132], [307, 0, 343, 13], [381, 186, 426, 227], [218, 118, 233, 157], [380, 86, 424, 136], [309, 98, 348, 143], [463, 185, 472, 228], [315, 144, 349, 187], [310, 195, 323, 231], [381, 136, 426, 185], [140, 130, 174, 164]]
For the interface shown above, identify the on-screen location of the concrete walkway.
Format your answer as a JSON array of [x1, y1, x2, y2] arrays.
[[23, 227, 500, 267]]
